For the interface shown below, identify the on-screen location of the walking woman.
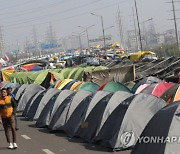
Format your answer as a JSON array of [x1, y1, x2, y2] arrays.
[[0, 88, 18, 149], [7, 87, 19, 130]]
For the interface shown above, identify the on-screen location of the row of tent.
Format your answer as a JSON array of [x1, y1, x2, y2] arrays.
[[135, 82, 180, 103], [1, 73, 180, 103], [12, 83, 166, 151], [1, 75, 180, 103], [55, 79, 131, 93], [1, 66, 107, 85], [46, 77, 180, 104], [2, 80, 179, 153]]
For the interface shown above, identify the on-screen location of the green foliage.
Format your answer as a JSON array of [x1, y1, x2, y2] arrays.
[[154, 44, 180, 57]]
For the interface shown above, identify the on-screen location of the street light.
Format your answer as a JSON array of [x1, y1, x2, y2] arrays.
[[78, 24, 95, 48], [72, 31, 85, 50], [105, 25, 114, 31], [91, 13, 106, 47], [141, 18, 153, 46]]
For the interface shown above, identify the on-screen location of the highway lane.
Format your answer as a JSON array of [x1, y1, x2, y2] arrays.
[[0, 116, 131, 154]]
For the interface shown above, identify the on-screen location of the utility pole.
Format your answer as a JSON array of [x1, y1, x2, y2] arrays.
[[47, 24, 54, 44], [148, 19, 157, 45], [32, 27, 40, 57], [16, 40, 19, 62], [172, 0, 179, 49], [142, 18, 153, 48], [134, 0, 143, 51], [25, 37, 29, 58], [132, 7, 139, 50], [117, 6, 125, 48], [72, 31, 85, 51], [167, 0, 179, 56], [91, 13, 106, 47], [46, 24, 57, 54], [78, 25, 94, 48]]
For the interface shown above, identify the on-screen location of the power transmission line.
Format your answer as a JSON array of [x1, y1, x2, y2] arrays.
[[1, 0, 104, 25], [0, 0, 71, 19], [117, 6, 125, 48], [132, 7, 139, 50], [0, 0, 35, 11], [4, 0, 129, 29]]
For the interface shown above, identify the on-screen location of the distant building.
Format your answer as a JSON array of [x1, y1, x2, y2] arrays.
[[164, 29, 176, 45], [127, 30, 139, 51], [156, 34, 165, 45]]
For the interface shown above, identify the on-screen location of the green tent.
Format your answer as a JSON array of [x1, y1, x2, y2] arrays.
[[83, 66, 95, 73], [73, 68, 84, 80], [48, 69, 62, 73], [79, 82, 99, 92], [10, 72, 26, 84], [58, 68, 73, 80], [27, 72, 40, 84], [93, 66, 107, 71], [103, 82, 131, 93], [9, 72, 16, 83], [50, 72, 62, 81], [21, 73, 29, 84], [68, 67, 84, 81], [34, 71, 52, 88], [34, 71, 49, 85]]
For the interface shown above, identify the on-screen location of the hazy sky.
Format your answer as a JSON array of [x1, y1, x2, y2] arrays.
[[0, 0, 179, 50]]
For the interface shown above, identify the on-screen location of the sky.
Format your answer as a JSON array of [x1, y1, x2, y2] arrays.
[[0, 0, 179, 51]]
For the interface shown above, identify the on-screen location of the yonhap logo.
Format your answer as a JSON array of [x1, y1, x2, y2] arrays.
[[120, 131, 136, 148]]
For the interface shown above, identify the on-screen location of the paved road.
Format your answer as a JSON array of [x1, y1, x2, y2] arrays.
[[0, 116, 131, 154]]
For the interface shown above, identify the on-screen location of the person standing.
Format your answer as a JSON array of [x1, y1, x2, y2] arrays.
[[174, 67, 180, 83], [0, 88, 18, 149], [7, 87, 19, 130]]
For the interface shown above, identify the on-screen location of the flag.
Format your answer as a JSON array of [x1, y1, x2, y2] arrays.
[[2, 55, 9, 61]]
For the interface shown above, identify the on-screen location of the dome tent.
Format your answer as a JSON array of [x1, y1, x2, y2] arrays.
[[110, 94, 166, 151], [79, 82, 99, 92], [33, 88, 60, 120], [132, 101, 180, 154], [22, 90, 46, 117], [141, 82, 174, 97], [48, 90, 92, 131], [36, 90, 75, 128], [17, 84, 45, 111], [76, 91, 113, 142], [131, 76, 161, 94], [102, 81, 131, 93], [161, 84, 180, 104]]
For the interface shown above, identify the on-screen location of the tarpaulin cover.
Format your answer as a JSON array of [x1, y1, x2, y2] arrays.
[[84, 65, 135, 85], [1, 70, 14, 81]]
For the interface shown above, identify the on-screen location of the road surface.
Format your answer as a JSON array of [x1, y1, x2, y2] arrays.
[[0, 116, 131, 154]]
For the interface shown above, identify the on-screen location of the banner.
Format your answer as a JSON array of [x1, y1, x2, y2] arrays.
[[41, 43, 59, 49], [89, 36, 111, 43]]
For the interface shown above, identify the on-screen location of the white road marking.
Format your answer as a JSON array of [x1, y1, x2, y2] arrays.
[[42, 149, 55, 154], [21, 135, 31, 140], [59, 149, 66, 152]]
